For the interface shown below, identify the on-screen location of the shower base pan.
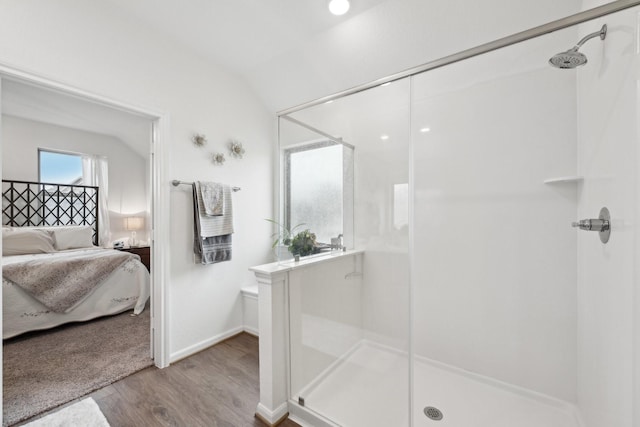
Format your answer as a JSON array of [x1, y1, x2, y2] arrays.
[[296, 342, 582, 427]]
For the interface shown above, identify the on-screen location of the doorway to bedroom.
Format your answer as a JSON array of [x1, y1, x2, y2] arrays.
[[0, 72, 168, 423]]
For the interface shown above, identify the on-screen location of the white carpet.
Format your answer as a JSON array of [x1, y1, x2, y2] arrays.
[[22, 398, 110, 427]]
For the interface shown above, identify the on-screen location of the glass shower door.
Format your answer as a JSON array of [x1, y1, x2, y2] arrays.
[[281, 77, 412, 426]]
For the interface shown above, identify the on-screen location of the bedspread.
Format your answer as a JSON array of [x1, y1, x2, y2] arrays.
[[3, 248, 150, 339], [3, 249, 138, 313]]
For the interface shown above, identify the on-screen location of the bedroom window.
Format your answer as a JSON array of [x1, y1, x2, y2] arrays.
[[34, 149, 107, 244], [37, 149, 87, 227], [38, 149, 83, 185]]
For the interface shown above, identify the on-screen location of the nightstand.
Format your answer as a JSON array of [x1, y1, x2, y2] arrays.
[[117, 246, 151, 272]]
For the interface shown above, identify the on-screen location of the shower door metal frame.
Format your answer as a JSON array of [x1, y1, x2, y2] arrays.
[[277, 0, 640, 117]]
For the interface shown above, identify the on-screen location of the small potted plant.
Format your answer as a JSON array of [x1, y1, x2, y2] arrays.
[[288, 229, 317, 257], [266, 219, 317, 260]]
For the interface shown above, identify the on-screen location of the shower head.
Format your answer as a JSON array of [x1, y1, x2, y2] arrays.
[[549, 48, 588, 69], [549, 24, 607, 69]]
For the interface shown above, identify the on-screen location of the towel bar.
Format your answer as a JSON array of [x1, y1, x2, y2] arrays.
[[171, 180, 241, 192]]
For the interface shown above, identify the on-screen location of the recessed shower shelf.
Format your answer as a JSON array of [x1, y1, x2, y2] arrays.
[[543, 176, 583, 184]]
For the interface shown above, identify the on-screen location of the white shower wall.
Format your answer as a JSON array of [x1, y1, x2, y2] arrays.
[[411, 31, 580, 403], [576, 11, 639, 427]]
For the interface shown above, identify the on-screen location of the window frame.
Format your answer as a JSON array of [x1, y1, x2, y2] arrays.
[[282, 139, 354, 247]]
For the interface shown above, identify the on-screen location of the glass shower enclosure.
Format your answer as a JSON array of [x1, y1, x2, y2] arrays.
[[279, 79, 411, 425], [276, 3, 640, 426]]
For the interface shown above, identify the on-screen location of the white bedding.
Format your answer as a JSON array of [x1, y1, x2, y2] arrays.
[[2, 247, 150, 339]]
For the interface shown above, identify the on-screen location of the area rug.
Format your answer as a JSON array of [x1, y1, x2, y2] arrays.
[[3, 309, 152, 426], [22, 398, 110, 427]]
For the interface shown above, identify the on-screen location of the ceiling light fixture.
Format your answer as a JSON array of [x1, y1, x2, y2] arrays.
[[328, 0, 350, 16], [420, 127, 431, 133], [380, 134, 389, 140]]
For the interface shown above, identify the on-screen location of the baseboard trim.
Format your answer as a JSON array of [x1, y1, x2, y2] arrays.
[[243, 325, 259, 337], [255, 402, 289, 426], [169, 326, 244, 363]]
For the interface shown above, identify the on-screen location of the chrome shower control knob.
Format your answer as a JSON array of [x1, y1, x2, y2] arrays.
[[571, 218, 609, 232], [571, 207, 611, 244]]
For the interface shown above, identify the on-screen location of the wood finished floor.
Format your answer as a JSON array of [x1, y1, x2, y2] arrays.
[[23, 333, 300, 427]]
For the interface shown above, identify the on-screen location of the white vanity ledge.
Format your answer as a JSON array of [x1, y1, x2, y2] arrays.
[[250, 249, 364, 276]]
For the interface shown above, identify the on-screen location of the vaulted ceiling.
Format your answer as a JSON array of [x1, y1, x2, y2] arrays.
[[105, 0, 389, 77], [105, 0, 583, 112], [2, 79, 152, 158]]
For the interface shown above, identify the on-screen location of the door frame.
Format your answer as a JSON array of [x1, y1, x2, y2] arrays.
[[0, 62, 171, 368]]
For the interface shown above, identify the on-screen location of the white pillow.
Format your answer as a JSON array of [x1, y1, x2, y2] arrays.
[[2, 228, 56, 256], [49, 226, 95, 250], [23, 225, 95, 250]]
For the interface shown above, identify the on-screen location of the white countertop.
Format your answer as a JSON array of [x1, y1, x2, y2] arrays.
[[250, 249, 364, 276]]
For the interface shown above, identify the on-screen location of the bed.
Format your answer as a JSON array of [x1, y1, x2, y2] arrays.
[[2, 179, 150, 339]]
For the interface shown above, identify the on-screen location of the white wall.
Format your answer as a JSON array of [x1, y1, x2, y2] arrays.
[[0, 0, 274, 360], [576, 10, 639, 427], [411, 30, 579, 402], [1, 115, 149, 244]]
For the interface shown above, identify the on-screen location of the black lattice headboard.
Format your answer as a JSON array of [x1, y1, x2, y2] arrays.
[[2, 180, 99, 245]]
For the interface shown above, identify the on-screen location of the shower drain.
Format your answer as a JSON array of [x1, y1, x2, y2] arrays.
[[423, 406, 443, 421]]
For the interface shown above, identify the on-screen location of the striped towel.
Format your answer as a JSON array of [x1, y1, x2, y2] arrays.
[[195, 182, 233, 237], [195, 234, 232, 265], [192, 183, 233, 264]]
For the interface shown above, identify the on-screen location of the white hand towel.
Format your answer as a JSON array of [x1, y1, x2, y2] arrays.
[[198, 181, 224, 216]]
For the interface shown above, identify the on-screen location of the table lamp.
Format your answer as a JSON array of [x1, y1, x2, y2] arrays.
[[125, 217, 144, 247]]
